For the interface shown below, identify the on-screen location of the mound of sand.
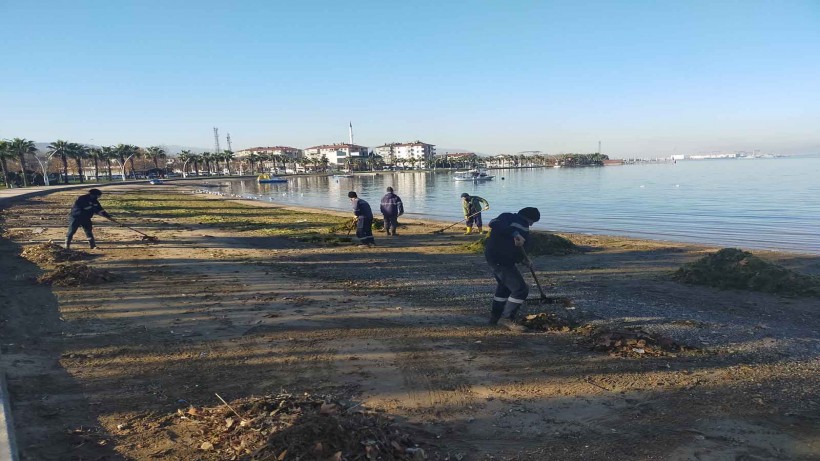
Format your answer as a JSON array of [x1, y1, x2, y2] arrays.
[[37, 263, 116, 287], [462, 232, 581, 256], [162, 393, 432, 460], [21, 242, 85, 264], [673, 248, 820, 297]]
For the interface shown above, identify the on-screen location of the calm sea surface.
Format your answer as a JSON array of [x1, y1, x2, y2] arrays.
[[211, 156, 820, 254]]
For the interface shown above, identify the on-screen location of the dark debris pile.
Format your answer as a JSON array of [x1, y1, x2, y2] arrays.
[[520, 313, 574, 332], [585, 328, 692, 357], [673, 248, 820, 297], [21, 242, 86, 264], [175, 393, 434, 460], [37, 263, 116, 286]]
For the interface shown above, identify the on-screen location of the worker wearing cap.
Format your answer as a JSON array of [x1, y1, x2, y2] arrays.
[[460, 193, 489, 234], [65, 188, 112, 249], [484, 207, 541, 331]]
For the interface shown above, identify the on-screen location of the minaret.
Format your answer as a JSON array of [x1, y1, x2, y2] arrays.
[[349, 121, 353, 145]]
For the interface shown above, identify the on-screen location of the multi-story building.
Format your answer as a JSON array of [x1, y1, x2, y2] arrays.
[[374, 141, 435, 168], [304, 143, 369, 168]]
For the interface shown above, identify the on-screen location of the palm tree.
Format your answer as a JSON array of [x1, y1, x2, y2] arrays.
[[178, 150, 192, 177], [114, 144, 139, 180], [67, 143, 88, 183], [144, 146, 167, 171], [47, 140, 72, 184], [101, 146, 115, 180], [200, 152, 212, 175], [0, 140, 12, 188], [9, 138, 38, 187], [222, 150, 234, 175], [87, 147, 104, 182]]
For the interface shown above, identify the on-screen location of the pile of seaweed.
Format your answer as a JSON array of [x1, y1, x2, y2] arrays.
[[163, 393, 434, 460], [328, 218, 385, 234], [672, 248, 820, 297], [21, 242, 85, 264], [37, 263, 116, 287], [461, 232, 581, 256]]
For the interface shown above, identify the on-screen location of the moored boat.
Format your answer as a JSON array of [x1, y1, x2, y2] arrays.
[[453, 169, 495, 181], [257, 174, 288, 183]]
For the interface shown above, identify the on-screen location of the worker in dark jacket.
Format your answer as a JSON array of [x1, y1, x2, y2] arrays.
[[379, 187, 404, 236], [65, 188, 112, 249], [484, 207, 541, 331], [460, 193, 490, 234], [348, 191, 375, 247]]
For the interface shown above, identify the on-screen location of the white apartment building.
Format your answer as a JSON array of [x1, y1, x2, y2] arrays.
[[304, 143, 369, 167], [234, 146, 303, 160], [374, 141, 435, 167]]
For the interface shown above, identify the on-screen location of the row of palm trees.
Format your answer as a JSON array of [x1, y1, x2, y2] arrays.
[[0, 139, 169, 188]]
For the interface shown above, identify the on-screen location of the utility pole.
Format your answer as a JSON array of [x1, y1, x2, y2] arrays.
[[213, 127, 221, 155], [226, 133, 232, 152]]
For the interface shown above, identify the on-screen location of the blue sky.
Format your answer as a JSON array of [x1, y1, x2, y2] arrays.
[[1, 0, 818, 157]]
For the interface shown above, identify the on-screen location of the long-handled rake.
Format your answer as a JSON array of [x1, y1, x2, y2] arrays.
[[431, 207, 489, 234], [521, 248, 573, 307], [107, 217, 159, 242]]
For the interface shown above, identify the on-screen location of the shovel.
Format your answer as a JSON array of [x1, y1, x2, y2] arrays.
[[431, 207, 489, 234], [107, 217, 159, 242]]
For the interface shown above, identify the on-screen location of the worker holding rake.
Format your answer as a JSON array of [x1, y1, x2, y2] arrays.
[[460, 193, 489, 234], [484, 207, 541, 332], [65, 188, 112, 250]]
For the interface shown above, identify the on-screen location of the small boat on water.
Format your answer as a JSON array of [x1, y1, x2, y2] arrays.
[[257, 174, 288, 183], [453, 169, 495, 181]]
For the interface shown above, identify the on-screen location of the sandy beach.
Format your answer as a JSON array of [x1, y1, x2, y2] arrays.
[[0, 183, 818, 460]]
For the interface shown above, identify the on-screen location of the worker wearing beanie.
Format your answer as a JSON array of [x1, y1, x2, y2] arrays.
[[484, 207, 541, 331], [65, 188, 112, 249], [348, 191, 375, 247]]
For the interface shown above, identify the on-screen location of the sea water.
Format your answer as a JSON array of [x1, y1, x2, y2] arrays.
[[220, 156, 820, 254]]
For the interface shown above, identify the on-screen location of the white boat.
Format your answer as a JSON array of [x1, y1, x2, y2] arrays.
[[453, 169, 495, 181]]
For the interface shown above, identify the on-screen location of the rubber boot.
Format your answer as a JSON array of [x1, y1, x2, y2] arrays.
[[500, 300, 523, 320], [465, 226, 473, 235], [489, 300, 505, 325], [499, 300, 526, 332]]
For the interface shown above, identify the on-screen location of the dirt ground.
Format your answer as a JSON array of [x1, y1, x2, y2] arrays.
[[0, 183, 818, 460]]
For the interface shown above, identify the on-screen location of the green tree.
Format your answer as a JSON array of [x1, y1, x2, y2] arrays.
[[87, 147, 104, 182], [47, 140, 72, 184], [9, 138, 38, 187], [67, 143, 88, 183], [222, 150, 234, 175], [0, 140, 12, 188], [144, 146, 167, 171]]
